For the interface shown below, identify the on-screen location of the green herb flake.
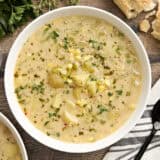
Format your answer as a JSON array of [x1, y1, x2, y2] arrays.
[[63, 37, 69, 49], [92, 63, 96, 66], [116, 90, 123, 95], [76, 113, 84, 117], [126, 91, 131, 96], [89, 128, 96, 132], [18, 99, 26, 104], [100, 120, 106, 124], [115, 46, 121, 54], [14, 72, 19, 78], [89, 75, 97, 81], [44, 121, 50, 126], [97, 105, 108, 115], [48, 108, 60, 118], [56, 132, 60, 137], [47, 31, 59, 41], [108, 92, 113, 97], [126, 59, 132, 64], [118, 31, 124, 37], [79, 131, 84, 135], [46, 132, 50, 136], [65, 90, 70, 94], [39, 98, 45, 102], [43, 24, 51, 34], [31, 81, 45, 94], [89, 39, 105, 50], [15, 85, 27, 99]]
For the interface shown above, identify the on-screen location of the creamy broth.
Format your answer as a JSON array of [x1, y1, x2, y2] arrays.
[[14, 16, 142, 143], [0, 122, 22, 160]]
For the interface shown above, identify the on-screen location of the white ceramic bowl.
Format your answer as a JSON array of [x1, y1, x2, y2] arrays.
[[4, 6, 151, 153], [0, 112, 28, 159]]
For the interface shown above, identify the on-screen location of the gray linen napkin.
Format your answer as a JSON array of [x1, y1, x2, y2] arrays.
[[103, 79, 160, 160]]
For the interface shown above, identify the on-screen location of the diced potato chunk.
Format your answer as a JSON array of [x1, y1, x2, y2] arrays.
[[72, 62, 79, 70], [83, 55, 93, 61], [53, 94, 62, 108], [48, 72, 64, 88], [87, 81, 97, 96], [134, 80, 140, 86], [57, 68, 67, 75], [62, 110, 79, 125], [73, 88, 82, 99], [75, 55, 81, 60], [65, 100, 75, 108], [72, 74, 89, 86], [66, 63, 73, 70], [69, 48, 81, 56], [83, 61, 95, 73]]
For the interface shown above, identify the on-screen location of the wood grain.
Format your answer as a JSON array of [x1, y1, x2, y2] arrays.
[[0, 0, 160, 159]]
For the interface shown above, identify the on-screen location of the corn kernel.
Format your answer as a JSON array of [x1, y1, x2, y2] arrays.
[[67, 63, 73, 70], [104, 79, 111, 87], [75, 55, 81, 60], [98, 85, 106, 92], [76, 99, 87, 107], [69, 48, 80, 56]]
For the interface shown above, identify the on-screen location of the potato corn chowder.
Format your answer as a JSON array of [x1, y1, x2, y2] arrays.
[[0, 122, 22, 160], [14, 16, 142, 143]]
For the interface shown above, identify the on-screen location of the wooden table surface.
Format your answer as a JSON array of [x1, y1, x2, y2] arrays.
[[0, 0, 160, 160]]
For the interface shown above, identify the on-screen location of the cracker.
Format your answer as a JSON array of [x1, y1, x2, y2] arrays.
[[114, 0, 156, 19], [151, 0, 160, 40], [139, 19, 151, 32]]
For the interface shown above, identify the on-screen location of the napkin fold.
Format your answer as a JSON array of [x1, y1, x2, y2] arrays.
[[103, 79, 160, 160]]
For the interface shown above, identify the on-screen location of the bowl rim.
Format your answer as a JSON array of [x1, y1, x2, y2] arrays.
[[4, 6, 152, 153], [0, 112, 28, 160]]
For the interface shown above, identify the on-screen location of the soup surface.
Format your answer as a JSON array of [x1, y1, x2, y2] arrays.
[[0, 122, 22, 160], [14, 16, 142, 143]]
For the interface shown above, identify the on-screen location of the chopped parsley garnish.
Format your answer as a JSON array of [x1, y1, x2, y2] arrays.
[[15, 85, 27, 99], [115, 46, 121, 54], [126, 59, 132, 64], [89, 39, 106, 50], [97, 105, 108, 115], [116, 90, 123, 95], [50, 31, 59, 40], [108, 92, 113, 97], [48, 108, 60, 118], [39, 98, 45, 102], [19, 99, 26, 104], [100, 120, 106, 124], [43, 24, 51, 34], [56, 132, 60, 137], [89, 128, 96, 132], [79, 131, 84, 135], [126, 91, 131, 96], [46, 132, 50, 136], [89, 75, 97, 81], [63, 37, 69, 49], [44, 121, 50, 126], [31, 81, 45, 94]]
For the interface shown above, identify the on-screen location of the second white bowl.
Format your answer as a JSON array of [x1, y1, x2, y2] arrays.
[[0, 112, 28, 160]]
